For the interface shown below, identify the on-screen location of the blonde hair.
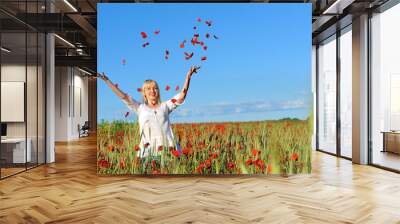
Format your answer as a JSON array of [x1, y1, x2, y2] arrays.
[[142, 79, 161, 104]]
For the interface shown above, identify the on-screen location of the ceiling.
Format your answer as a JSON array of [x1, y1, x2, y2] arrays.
[[0, 0, 392, 73]]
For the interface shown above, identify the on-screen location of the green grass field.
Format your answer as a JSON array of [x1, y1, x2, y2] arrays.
[[97, 118, 312, 175]]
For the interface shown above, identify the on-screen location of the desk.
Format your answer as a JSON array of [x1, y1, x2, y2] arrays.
[[381, 131, 400, 154], [1, 138, 31, 163]]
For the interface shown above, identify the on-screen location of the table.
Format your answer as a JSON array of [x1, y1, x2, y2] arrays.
[[381, 131, 400, 154], [1, 138, 32, 163]]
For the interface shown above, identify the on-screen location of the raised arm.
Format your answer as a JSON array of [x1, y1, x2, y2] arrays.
[[96, 72, 140, 111], [175, 66, 200, 104]]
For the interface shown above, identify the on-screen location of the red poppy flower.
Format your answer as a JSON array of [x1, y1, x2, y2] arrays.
[[290, 153, 299, 161], [154, 30, 160, 35], [211, 153, 218, 159], [267, 164, 272, 173], [227, 162, 235, 169], [203, 46, 207, 51], [254, 159, 265, 169], [245, 159, 253, 166], [182, 148, 190, 155], [124, 111, 129, 118], [134, 145, 140, 151], [98, 160, 111, 169], [201, 56, 207, 61], [171, 150, 180, 157], [175, 85, 179, 91], [116, 139, 123, 145], [165, 85, 170, 91], [140, 31, 148, 38], [152, 169, 161, 174], [171, 98, 177, 104], [158, 146, 164, 151], [187, 142, 193, 148], [197, 17, 202, 22], [205, 158, 212, 168], [251, 149, 260, 156], [196, 163, 204, 173], [205, 20, 212, 27], [151, 160, 157, 168], [119, 158, 126, 169], [107, 145, 114, 152], [115, 131, 124, 137], [144, 142, 150, 148], [205, 33, 210, 38]]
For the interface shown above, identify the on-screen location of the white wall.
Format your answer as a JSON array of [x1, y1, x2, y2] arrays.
[[55, 67, 89, 141]]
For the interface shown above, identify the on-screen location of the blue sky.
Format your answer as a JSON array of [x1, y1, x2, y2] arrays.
[[98, 3, 312, 123]]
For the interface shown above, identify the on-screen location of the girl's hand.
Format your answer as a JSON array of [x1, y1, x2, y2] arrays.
[[189, 66, 201, 76], [96, 72, 109, 81]]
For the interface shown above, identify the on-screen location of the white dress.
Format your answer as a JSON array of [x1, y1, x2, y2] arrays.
[[122, 94, 183, 158]]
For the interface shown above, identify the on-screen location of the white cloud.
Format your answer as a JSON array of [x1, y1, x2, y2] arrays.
[[173, 99, 309, 118]]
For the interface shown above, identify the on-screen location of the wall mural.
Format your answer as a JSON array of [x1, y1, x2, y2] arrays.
[[97, 3, 312, 175]]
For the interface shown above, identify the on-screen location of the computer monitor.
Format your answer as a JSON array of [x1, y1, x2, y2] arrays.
[[1, 123, 7, 137]]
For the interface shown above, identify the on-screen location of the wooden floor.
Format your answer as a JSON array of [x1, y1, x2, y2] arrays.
[[1, 136, 400, 223]]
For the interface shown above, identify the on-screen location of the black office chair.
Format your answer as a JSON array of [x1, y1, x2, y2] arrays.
[[78, 121, 90, 138]]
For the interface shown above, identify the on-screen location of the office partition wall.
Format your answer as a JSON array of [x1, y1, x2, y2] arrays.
[[0, 1, 46, 179]]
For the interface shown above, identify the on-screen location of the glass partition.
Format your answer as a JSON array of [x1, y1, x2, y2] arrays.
[[317, 35, 337, 154]]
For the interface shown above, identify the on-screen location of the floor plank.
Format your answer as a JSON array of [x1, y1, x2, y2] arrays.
[[0, 135, 400, 223]]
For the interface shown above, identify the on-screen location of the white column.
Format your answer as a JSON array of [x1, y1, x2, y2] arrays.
[[46, 1, 55, 163], [352, 14, 369, 164]]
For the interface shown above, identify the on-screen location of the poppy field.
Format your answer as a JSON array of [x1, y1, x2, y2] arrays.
[[97, 117, 312, 176]]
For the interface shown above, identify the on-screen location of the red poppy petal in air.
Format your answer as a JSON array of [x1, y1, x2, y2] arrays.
[[194, 34, 199, 37], [203, 46, 207, 50], [142, 42, 150, 48], [201, 56, 207, 61], [197, 17, 201, 22], [154, 30, 160, 35], [137, 88, 142, 92], [165, 85, 170, 91], [175, 85, 179, 91], [205, 20, 212, 27], [205, 33, 210, 38], [140, 32, 147, 38], [124, 112, 129, 117]]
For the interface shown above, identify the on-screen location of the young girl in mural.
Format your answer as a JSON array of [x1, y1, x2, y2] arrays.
[[97, 66, 200, 159]]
